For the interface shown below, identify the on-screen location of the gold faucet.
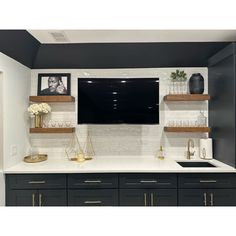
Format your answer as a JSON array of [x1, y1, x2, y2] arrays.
[[186, 139, 195, 159]]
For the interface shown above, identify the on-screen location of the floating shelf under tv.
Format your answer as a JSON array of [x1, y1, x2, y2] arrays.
[[164, 127, 211, 133], [163, 94, 210, 101], [30, 128, 75, 133]]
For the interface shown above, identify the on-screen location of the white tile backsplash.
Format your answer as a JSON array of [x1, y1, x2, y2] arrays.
[[31, 67, 208, 159]]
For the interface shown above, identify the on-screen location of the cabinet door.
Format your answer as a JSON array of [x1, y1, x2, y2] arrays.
[[120, 189, 149, 206], [7, 190, 38, 206], [38, 190, 67, 206], [68, 189, 118, 206], [208, 189, 236, 206], [178, 189, 208, 206], [151, 189, 177, 206]]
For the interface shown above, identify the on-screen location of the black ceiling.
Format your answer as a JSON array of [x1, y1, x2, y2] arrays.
[[0, 30, 230, 69]]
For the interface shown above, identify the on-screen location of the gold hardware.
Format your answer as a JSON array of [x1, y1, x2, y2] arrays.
[[144, 193, 147, 206], [84, 200, 102, 204], [140, 180, 157, 183], [84, 180, 102, 183], [150, 193, 154, 206], [32, 193, 35, 207], [28, 181, 46, 184], [203, 193, 207, 206], [186, 139, 195, 159], [210, 193, 214, 206], [200, 180, 217, 183], [39, 194, 42, 206]]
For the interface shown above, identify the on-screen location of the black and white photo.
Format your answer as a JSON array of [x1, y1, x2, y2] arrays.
[[37, 73, 71, 96]]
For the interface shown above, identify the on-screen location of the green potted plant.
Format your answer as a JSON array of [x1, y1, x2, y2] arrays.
[[170, 70, 187, 94], [170, 69, 187, 82]]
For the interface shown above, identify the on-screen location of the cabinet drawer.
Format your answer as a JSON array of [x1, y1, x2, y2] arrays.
[[178, 174, 236, 189], [119, 174, 177, 189], [68, 174, 118, 189], [68, 189, 118, 206], [6, 174, 67, 189]]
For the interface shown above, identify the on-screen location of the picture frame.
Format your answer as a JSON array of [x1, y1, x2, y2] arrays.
[[37, 73, 71, 96]]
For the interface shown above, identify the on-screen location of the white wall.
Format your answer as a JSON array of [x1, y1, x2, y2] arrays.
[[31, 68, 208, 160], [0, 53, 31, 170]]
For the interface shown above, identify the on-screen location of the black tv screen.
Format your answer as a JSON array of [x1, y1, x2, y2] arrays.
[[78, 78, 159, 124]]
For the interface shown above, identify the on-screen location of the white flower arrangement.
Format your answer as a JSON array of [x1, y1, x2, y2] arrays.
[[28, 103, 51, 115]]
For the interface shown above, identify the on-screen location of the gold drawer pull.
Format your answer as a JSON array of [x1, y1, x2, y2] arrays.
[[150, 193, 154, 206], [39, 194, 43, 207], [84, 180, 102, 183], [140, 180, 157, 183], [28, 181, 46, 184], [200, 180, 217, 183], [84, 200, 102, 204], [203, 192, 207, 206], [32, 193, 35, 207], [210, 193, 214, 206], [144, 193, 147, 206]]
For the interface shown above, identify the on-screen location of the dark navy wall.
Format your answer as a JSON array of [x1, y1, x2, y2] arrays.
[[33, 42, 229, 69], [0, 30, 40, 68], [208, 43, 236, 167]]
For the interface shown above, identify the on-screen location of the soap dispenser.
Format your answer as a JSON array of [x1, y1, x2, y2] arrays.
[[156, 145, 165, 160]]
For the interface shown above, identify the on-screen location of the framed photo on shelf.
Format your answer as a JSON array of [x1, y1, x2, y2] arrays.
[[37, 73, 71, 96]]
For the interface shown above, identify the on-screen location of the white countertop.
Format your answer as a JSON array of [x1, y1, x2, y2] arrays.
[[4, 156, 236, 173]]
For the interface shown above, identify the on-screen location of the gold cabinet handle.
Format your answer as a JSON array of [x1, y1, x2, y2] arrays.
[[210, 193, 214, 206], [200, 180, 217, 183], [203, 192, 207, 206], [39, 193, 43, 207], [32, 193, 35, 207], [144, 193, 147, 206], [150, 193, 154, 206], [28, 181, 46, 184], [84, 200, 102, 204], [140, 180, 157, 183], [84, 180, 102, 183]]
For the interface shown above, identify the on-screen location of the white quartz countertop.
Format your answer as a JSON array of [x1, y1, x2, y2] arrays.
[[4, 156, 236, 173]]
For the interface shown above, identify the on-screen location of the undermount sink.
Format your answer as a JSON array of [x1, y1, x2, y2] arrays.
[[176, 161, 217, 168]]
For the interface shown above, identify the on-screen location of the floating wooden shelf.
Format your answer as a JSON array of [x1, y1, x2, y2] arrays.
[[164, 94, 210, 101], [164, 127, 211, 133], [30, 128, 75, 133], [29, 96, 75, 103]]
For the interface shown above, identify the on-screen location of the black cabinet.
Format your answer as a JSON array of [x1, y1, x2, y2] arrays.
[[120, 189, 177, 206], [68, 174, 119, 206], [120, 174, 177, 189], [68, 173, 118, 189], [179, 189, 236, 206], [68, 189, 118, 206], [8, 190, 37, 206], [178, 173, 236, 189], [178, 174, 236, 206], [6, 173, 236, 206], [119, 174, 177, 206], [6, 174, 67, 206]]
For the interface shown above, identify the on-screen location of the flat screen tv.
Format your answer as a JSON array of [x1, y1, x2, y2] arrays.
[[78, 78, 159, 124]]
